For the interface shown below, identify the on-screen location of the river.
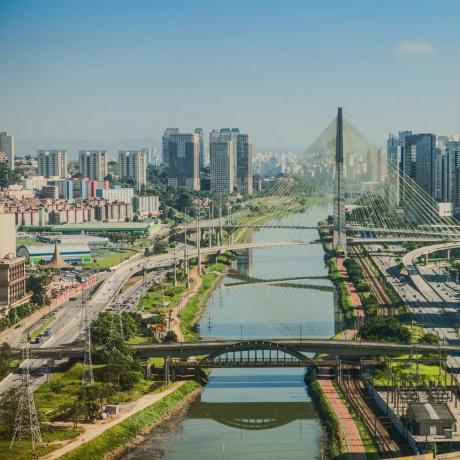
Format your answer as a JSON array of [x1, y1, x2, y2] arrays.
[[125, 202, 340, 459]]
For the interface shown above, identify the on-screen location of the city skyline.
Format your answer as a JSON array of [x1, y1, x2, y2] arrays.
[[2, 0, 460, 153]]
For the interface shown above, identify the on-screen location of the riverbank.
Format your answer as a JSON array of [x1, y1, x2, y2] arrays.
[[307, 374, 346, 458], [50, 380, 201, 460], [179, 254, 235, 342]]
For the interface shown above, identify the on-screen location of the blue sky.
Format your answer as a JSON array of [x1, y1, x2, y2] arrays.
[[1, 0, 460, 151]]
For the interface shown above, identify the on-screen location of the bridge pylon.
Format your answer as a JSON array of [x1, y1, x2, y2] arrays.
[[333, 107, 347, 255]]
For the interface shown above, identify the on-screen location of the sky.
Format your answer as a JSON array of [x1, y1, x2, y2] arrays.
[[1, 0, 460, 153]]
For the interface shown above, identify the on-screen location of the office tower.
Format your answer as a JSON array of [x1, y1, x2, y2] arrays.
[[78, 150, 108, 181], [401, 133, 436, 198], [434, 146, 448, 202], [162, 128, 180, 165], [209, 129, 235, 193], [447, 136, 460, 214], [37, 150, 68, 178], [195, 128, 206, 168], [118, 150, 147, 190], [0, 131, 15, 170], [236, 133, 253, 194], [167, 132, 200, 190]]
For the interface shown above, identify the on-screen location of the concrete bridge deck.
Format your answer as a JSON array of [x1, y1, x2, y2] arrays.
[[16, 338, 460, 360]]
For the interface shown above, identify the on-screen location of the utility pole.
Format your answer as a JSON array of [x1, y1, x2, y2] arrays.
[[218, 196, 223, 246], [173, 248, 177, 286], [184, 223, 190, 289], [81, 299, 94, 385], [208, 201, 213, 248], [197, 201, 202, 274], [10, 348, 43, 451]]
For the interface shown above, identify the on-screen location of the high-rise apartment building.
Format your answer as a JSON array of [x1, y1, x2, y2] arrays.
[[78, 150, 108, 181], [0, 131, 15, 170], [209, 128, 253, 194], [167, 132, 200, 190], [162, 128, 179, 165], [209, 129, 235, 193], [118, 150, 147, 190], [37, 150, 68, 178]]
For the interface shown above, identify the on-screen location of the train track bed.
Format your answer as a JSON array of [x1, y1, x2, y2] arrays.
[[340, 371, 412, 458]]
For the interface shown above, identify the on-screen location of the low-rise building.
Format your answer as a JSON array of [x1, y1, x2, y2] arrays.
[[132, 195, 160, 216], [17, 243, 92, 265]]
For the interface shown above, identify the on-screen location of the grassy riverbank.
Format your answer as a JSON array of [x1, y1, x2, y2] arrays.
[[179, 261, 228, 342], [60, 380, 201, 460]]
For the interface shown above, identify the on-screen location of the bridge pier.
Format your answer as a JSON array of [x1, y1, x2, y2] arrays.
[[165, 356, 171, 385]]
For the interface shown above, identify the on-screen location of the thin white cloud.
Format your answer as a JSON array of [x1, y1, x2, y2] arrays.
[[394, 41, 436, 56]]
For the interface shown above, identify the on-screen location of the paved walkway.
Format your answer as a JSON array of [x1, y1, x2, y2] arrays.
[[170, 268, 202, 342], [319, 377, 366, 459], [41, 381, 186, 460], [337, 257, 365, 319]]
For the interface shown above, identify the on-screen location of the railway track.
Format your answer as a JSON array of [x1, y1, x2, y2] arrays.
[[341, 376, 410, 458], [349, 246, 393, 316]]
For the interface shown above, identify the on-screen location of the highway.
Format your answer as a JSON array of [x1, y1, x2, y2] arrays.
[[367, 242, 460, 370]]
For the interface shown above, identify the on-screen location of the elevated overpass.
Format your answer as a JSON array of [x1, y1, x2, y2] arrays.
[[15, 338, 460, 361]]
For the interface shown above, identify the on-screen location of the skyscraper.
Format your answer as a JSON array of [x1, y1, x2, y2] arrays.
[[0, 132, 15, 170], [209, 128, 253, 194], [167, 132, 200, 190], [402, 133, 436, 198], [447, 135, 460, 216], [37, 150, 68, 178], [236, 133, 253, 194], [209, 129, 235, 193], [162, 128, 179, 165], [195, 128, 206, 168], [118, 150, 147, 190], [78, 150, 108, 181]]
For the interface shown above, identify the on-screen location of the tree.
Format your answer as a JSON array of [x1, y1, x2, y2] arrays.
[[0, 388, 20, 436], [27, 270, 52, 306], [152, 236, 168, 255], [91, 312, 138, 346], [0, 163, 19, 188], [103, 348, 142, 390]]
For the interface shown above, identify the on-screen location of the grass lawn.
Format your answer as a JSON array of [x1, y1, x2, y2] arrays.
[[373, 358, 455, 386], [90, 248, 138, 269], [138, 282, 186, 312], [2, 426, 83, 460], [34, 363, 158, 421], [126, 334, 152, 345]]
